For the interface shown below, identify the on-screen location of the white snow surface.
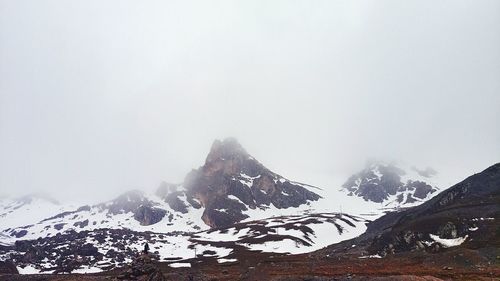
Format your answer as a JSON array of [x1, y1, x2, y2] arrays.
[[429, 234, 468, 248], [169, 262, 191, 268], [17, 264, 53, 274], [0, 195, 76, 232], [217, 258, 237, 263], [0, 191, 207, 245], [359, 254, 382, 259], [72, 266, 102, 274], [191, 212, 368, 255]]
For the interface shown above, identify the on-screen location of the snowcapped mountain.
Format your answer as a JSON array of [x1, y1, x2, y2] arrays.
[[1, 138, 324, 243], [0, 194, 75, 234], [0, 190, 206, 244], [1, 139, 494, 276], [319, 162, 500, 260], [341, 161, 440, 209], [172, 137, 322, 228], [3, 139, 471, 275], [0, 138, 348, 273]]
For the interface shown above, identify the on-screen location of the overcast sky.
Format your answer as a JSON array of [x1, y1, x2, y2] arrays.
[[1, 1, 499, 202]]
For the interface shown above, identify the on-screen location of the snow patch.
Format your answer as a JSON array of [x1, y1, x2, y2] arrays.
[[429, 234, 468, 248], [16, 265, 53, 274], [359, 254, 382, 259], [217, 258, 237, 263], [169, 262, 191, 268]]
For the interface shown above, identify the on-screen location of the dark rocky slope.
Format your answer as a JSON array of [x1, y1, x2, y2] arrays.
[[321, 163, 500, 259]]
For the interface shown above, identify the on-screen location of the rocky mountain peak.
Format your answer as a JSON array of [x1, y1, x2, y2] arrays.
[[180, 138, 321, 228], [342, 161, 438, 206], [205, 138, 249, 164], [199, 138, 265, 180]]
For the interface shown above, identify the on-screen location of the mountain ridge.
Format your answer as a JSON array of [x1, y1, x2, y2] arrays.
[[341, 161, 440, 208], [1, 138, 323, 241]]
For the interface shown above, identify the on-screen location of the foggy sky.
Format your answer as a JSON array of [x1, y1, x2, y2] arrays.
[[1, 1, 499, 202]]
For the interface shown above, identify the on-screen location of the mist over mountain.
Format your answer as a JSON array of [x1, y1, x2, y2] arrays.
[[1, 1, 499, 202], [0, 1, 499, 279]]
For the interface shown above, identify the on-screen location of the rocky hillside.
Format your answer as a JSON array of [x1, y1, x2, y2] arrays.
[[321, 162, 500, 259], [342, 162, 439, 207]]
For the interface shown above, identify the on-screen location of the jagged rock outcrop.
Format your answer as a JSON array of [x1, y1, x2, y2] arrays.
[[117, 254, 166, 281], [0, 260, 18, 274], [133, 206, 166, 226], [159, 138, 322, 228]]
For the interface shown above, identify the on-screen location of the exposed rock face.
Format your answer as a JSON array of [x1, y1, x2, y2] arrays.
[[159, 138, 322, 228], [133, 206, 166, 226], [73, 219, 89, 228], [0, 260, 18, 274], [12, 230, 27, 238], [342, 162, 438, 205], [117, 254, 166, 281]]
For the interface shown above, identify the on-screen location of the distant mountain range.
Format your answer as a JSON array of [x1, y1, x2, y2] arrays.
[[0, 139, 332, 273], [1, 138, 323, 243], [341, 161, 440, 208], [2, 138, 493, 276]]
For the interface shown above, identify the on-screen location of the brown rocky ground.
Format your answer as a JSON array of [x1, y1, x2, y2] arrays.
[[1, 248, 498, 281]]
